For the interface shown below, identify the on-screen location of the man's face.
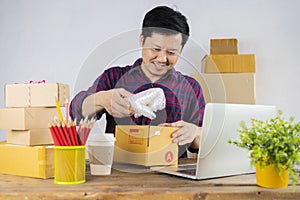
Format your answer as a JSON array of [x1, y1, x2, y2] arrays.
[[140, 32, 182, 82]]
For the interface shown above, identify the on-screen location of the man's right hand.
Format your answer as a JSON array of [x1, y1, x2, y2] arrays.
[[98, 88, 133, 118], [82, 88, 133, 118]]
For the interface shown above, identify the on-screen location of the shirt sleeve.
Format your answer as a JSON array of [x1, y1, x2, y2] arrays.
[[185, 76, 206, 127], [184, 77, 206, 154], [69, 68, 118, 124], [194, 81, 206, 126]]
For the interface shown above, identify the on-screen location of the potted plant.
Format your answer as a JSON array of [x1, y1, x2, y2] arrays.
[[229, 110, 300, 191]]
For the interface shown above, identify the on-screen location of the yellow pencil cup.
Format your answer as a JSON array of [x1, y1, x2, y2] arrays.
[[54, 146, 86, 184]]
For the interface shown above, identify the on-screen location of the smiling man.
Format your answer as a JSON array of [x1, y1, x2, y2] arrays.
[[70, 6, 205, 158]]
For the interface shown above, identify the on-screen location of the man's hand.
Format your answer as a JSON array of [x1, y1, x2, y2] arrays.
[[160, 120, 202, 147], [96, 88, 133, 118], [82, 88, 133, 119]]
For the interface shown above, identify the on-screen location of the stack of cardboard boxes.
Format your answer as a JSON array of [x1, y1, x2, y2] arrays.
[[0, 82, 69, 178], [192, 38, 256, 104]]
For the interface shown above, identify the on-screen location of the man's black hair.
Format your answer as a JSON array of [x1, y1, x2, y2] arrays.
[[142, 6, 190, 48]]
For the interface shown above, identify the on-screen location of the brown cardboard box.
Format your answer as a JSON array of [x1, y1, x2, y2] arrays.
[[192, 73, 255, 104], [210, 38, 238, 54], [7, 129, 53, 145], [202, 54, 256, 73], [0, 107, 57, 130], [114, 125, 178, 166], [0, 142, 54, 178], [5, 83, 69, 107]]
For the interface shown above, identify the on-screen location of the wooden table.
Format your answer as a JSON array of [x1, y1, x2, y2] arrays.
[[0, 159, 299, 200]]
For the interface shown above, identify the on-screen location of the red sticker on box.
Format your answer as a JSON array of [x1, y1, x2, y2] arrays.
[[128, 129, 143, 145], [165, 151, 174, 163]]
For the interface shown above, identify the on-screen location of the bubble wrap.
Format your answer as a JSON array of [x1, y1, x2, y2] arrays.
[[128, 88, 166, 120]]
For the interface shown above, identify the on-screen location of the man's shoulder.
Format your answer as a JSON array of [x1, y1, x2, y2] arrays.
[[102, 64, 135, 79], [105, 65, 131, 72], [175, 71, 200, 86], [104, 58, 141, 74]]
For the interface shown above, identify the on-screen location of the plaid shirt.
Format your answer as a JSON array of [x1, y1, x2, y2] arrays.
[[70, 58, 205, 157]]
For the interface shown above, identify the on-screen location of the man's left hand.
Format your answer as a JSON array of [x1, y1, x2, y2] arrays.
[[159, 120, 201, 146]]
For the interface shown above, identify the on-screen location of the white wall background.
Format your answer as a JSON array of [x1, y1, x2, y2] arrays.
[[1, 0, 300, 140]]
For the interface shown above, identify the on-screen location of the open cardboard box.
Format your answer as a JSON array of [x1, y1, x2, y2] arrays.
[[114, 125, 179, 166]]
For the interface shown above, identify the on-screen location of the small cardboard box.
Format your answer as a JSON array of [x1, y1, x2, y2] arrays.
[[202, 54, 256, 73], [0, 107, 57, 130], [210, 38, 238, 55], [7, 129, 53, 146], [0, 142, 54, 178], [5, 83, 69, 107], [114, 125, 178, 166], [192, 73, 255, 104]]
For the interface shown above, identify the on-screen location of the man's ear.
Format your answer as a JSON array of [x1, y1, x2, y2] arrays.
[[139, 34, 144, 47]]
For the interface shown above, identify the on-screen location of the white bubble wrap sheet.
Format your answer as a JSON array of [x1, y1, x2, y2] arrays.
[[128, 88, 166, 120]]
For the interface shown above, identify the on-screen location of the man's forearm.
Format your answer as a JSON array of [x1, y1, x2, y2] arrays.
[[82, 92, 105, 118]]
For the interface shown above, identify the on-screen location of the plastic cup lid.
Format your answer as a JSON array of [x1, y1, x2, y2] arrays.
[[88, 133, 115, 143]]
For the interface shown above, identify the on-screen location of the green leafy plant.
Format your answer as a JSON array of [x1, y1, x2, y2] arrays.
[[229, 110, 300, 190]]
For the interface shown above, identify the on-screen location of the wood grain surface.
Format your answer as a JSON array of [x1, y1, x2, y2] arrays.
[[0, 159, 299, 200]]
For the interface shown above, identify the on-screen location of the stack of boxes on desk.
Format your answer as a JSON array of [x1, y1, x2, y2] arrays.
[[192, 38, 256, 104], [0, 82, 69, 178]]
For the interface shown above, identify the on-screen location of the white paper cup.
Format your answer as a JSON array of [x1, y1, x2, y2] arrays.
[[87, 134, 115, 175]]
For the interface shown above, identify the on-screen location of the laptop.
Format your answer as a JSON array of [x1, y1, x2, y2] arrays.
[[151, 103, 277, 179]]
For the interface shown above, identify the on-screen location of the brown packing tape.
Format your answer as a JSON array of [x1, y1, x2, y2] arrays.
[[37, 147, 47, 178], [41, 146, 55, 178]]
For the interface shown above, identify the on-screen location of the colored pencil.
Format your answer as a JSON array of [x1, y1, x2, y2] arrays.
[[54, 123, 68, 146], [61, 123, 72, 146], [49, 123, 60, 146], [65, 99, 69, 124], [49, 117, 95, 146], [67, 122, 76, 146], [55, 97, 64, 122]]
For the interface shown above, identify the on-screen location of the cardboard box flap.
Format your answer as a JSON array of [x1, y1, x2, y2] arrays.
[[148, 126, 178, 153], [115, 126, 148, 153]]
